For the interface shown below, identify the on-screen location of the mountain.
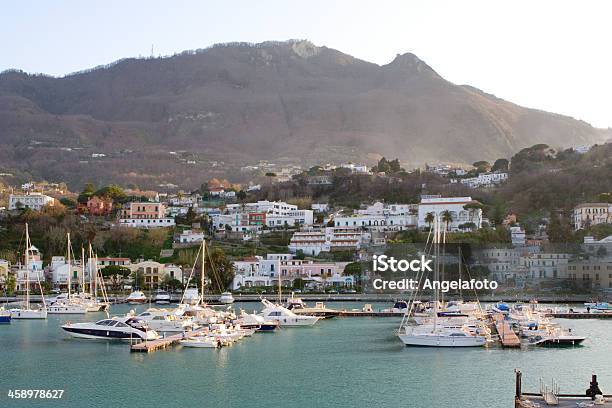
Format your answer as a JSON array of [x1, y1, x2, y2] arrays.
[[0, 40, 607, 189]]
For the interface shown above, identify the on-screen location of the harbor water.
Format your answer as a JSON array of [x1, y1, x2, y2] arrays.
[[1, 302, 612, 408]]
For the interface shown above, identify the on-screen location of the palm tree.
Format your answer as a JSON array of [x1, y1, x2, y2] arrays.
[[441, 210, 453, 231], [425, 212, 435, 230]]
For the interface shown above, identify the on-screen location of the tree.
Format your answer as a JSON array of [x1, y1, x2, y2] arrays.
[[294, 249, 305, 260], [425, 212, 435, 229], [237, 190, 247, 200], [441, 210, 453, 231], [95, 185, 127, 202], [265, 172, 277, 184], [205, 248, 234, 292], [5, 273, 16, 295], [78, 183, 96, 204], [492, 158, 509, 172], [101, 265, 131, 291]]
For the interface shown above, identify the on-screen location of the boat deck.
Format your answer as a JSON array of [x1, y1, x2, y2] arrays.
[[130, 328, 208, 353], [493, 314, 521, 347]]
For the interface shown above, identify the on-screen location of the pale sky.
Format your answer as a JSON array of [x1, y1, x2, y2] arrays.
[[1, 0, 611, 128]]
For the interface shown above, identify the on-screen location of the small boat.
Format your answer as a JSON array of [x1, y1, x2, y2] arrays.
[[133, 308, 197, 333], [285, 296, 338, 318], [126, 290, 147, 304], [382, 300, 409, 314], [527, 327, 586, 346], [46, 301, 88, 314], [0, 308, 11, 324], [218, 292, 235, 304], [180, 336, 221, 348], [584, 302, 612, 311], [154, 290, 171, 304], [236, 310, 279, 331], [182, 288, 200, 305], [259, 299, 320, 327], [61, 316, 159, 341]]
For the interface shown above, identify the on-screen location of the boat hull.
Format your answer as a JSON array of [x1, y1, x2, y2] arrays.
[[398, 333, 486, 347], [0, 314, 11, 324], [10, 309, 48, 319], [62, 326, 150, 341], [47, 306, 88, 314]]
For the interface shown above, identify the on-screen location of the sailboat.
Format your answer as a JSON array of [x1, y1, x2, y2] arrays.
[[10, 224, 48, 319], [47, 233, 87, 314], [397, 217, 486, 347]]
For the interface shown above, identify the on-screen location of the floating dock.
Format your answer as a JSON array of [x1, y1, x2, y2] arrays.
[[493, 314, 521, 347], [515, 371, 612, 407], [130, 328, 209, 353]]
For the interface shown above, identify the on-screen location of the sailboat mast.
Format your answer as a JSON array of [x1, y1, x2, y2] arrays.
[[433, 217, 439, 331], [25, 223, 30, 309], [88, 243, 94, 296], [200, 240, 205, 305], [278, 262, 282, 304], [67, 233, 71, 298], [81, 246, 85, 293]]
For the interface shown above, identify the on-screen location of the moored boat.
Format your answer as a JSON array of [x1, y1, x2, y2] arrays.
[[126, 290, 147, 304], [61, 316, 159, 341]]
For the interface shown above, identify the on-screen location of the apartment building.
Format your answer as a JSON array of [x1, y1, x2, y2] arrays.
[[334, 202, 418, 231], [9, 192, 55, 211], [417, 196, 482, 231], [573, 203, 611, 230], [118, 202, 175, 228]]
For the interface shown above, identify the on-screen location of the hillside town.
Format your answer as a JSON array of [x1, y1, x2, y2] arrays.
[[1, 149, 611, 298]]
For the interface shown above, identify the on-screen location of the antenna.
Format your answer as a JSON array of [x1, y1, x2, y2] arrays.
[[150, 44, 154, 58]]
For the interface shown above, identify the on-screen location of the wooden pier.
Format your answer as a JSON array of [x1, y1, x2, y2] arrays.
[[515, 371, 612, 407], [493, 314, 521, 348], [130, 328, 208, 353], [546, 312, 612, 319]]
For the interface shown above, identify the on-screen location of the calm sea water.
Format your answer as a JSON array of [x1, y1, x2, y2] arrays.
[[1, 302, 611, 408]]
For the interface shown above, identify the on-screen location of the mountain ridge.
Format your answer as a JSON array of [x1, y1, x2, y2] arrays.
[[0, 40, 607, 188]]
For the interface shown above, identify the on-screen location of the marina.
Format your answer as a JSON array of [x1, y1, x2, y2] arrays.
[[2, 301, 612, 408]]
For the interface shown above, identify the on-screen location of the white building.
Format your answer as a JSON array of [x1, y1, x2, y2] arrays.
[[334, 202, 417, 231], [417, 197, 482, 231], [231, 254, 352, 290], [212, 201, 313, 231], [9, 193, 55, 211], [573, 203, 611, 230], [458, 172, 508, 189], [510, 226, 526, 246], [289, 227, 369, 256], [118, 202, 175, 228], [177, 230, 205, 244]]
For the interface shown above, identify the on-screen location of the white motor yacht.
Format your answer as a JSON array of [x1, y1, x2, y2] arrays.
[[133, 308, 197, 333], [237, 310, 279, 331], [182, 288, 200, 305], [259, 299, 320, 327], [126, 290, 147, 304], [218, 292, 235, 304], [154, 290, 171, 304], [61, 316, 159, 341]]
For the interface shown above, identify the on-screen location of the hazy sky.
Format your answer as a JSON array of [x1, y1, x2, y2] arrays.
[[2, 0, 611, 128]]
